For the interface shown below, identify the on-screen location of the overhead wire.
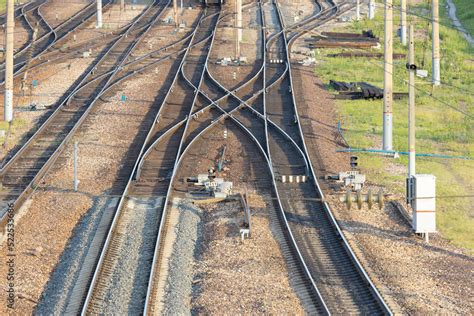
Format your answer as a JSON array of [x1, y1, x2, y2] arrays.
[[373, 0, 474, 36], [337, 46, 473, 118], [342, 1, 474, 96]]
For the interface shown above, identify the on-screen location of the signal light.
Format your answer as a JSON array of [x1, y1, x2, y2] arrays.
[[350, 156, 358, 169]]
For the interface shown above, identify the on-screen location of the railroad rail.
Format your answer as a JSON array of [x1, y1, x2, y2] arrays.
[[77, 2, 268, 314], [0, 0, 392, 313], [0, 0, 168, 232], [128, 0, 391, 314], [79, 4, 220, 315], [264, 0, 391, 313], [0, 0, 113, 84], [0, 0, 49, 63]]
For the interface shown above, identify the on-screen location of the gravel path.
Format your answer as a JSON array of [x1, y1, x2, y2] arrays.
[[446, 0, 474, 46]]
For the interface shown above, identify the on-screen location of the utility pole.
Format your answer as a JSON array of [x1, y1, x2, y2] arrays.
[[383, 0, 393, 151], [173, 0, 178, 27], [235, 0, 242, 59], [407, 27, 436, 243], [368, 0, 375, 20], [120, 0, 124, 11], [74, 141, 79, 191], [96, 0, 103, 29], [432, 0, 440, 86], [408, 24, 415, 178], [4, 0, 14, 123], [400, 0, 407, 46], [236, 0, 242, 42], [356, 0, 360, 21]]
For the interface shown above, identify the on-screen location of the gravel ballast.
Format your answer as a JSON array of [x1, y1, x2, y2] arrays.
[[99, 197, 164, 315], [162, 200, 202, 315], [35, 197, 119, 314]]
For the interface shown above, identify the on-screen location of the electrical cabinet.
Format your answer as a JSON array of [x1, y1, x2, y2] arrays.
[[412, 174, 436, 233]]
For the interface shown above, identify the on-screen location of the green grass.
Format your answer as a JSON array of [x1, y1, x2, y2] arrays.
[[315, 0, 474, 253], [453, 0, 474, 35], [0, 1, 29, 14]]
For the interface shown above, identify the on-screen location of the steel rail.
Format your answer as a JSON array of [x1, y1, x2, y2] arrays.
[[169, 2, 329, 312], [132, 3, 328, 313], [9, 1, 49, 61], [0, 0, 50, 64], [0, 0, 114, 84], [136, 59, 310, 180], [0, 0, 152, 176], [80, 6, 219, 315], [136, 55, 265, 177], [272, 0, 392, 313], [18, 1, 56, 59], [0, 3, 234, 176], [0, 4, 220, 203], [142, 6, 221, 314], [0, 0, 168, 234]]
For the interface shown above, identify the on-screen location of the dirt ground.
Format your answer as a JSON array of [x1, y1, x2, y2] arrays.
[[193, 199, 304, 314], [292, 63, 474, 314], [41, 0, 91, 29], [169, 119, 304, 314]]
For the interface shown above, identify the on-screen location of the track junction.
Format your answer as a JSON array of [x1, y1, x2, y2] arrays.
[[0, 0, 394, 314]]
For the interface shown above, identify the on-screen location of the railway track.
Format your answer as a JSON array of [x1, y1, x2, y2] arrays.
[[79, 5, 220, 315], [0, 1, 31, 26], [0, 1, 48, 62], [0, 0, 113, 84], [1, 0, 391, 314], [0, 0, 168, 231], [261, 0, 391, 313], [126, 0, 391, 313]]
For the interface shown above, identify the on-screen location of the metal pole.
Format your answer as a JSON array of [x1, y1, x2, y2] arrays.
[[356, 0, 360, 21], [400, 0, 407, 45], [173, 0, 178, 27], [96, 0, 103, 29], [74, 141, 78, 191], [4, 0, 14, 123], [237, 0, 242, 42], [235, 0, 240, 59], [408, 25, 415, 178], [383, 0, 393, 151], [368, 0, 375, 20], [432, 0, 440, 86]]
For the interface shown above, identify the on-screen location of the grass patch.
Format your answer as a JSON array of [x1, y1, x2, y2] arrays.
[[0, 1, 29, 14], [452, 0, 474, 35], [315, 0, 474, 253]]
